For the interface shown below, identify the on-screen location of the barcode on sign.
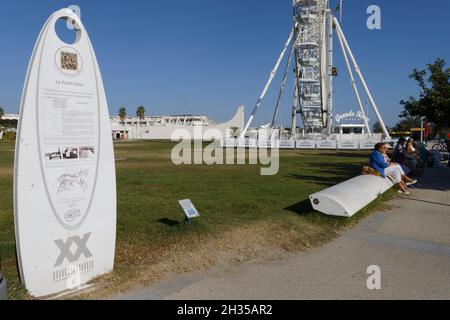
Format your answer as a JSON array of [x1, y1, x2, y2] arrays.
[[61, 51, 78, 71]]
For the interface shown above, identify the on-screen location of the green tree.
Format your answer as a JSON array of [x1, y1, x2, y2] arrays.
[[135, 106, 146, 140], [373, 121, 390, 134], [118, 106, 127, 125], [392, 116, 422, 133], [136, 106, 146, 123], [400, 58, 450, 129], [0, 106, 4, 120]]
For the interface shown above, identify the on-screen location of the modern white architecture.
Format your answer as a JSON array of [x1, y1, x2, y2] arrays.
[[110, 106, 244, 140]]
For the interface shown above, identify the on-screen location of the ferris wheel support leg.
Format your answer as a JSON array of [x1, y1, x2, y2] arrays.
[[271, 34, 297, 128], [320, 9, 329, 128], [334, 17, 391, 140], [335, 19, 372, 136], [326, 9, 334, 135], [240, 27, 297, 139], [291, 80, 299, 135]]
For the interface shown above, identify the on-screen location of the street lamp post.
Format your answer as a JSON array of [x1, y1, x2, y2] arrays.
[[420, 117, 426, 143]]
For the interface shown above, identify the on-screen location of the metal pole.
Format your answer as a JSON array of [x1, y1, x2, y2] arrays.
[[320, 6, 328, 127], [291, 80, 299, 135], [334, 17, 391, 140], [240, 27, 296, 139], [271, 34, 298, 127], [335, 19, 371, 136], [326, 9, 334, 135], [291, 0, 299, 136], [420, 117, 424, 142], [295, 59, 304, 131]]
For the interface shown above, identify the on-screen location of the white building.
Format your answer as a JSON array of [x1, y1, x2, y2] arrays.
[[110, 106, 244, 140], [1, 114, 19, 121]]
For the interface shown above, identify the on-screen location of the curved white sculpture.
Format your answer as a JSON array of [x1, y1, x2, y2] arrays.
[[309, 175, 394, 217], [14, 9, 116, 297]]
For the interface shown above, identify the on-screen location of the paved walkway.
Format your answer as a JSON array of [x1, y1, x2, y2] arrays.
[[116, 167, 450, 300]]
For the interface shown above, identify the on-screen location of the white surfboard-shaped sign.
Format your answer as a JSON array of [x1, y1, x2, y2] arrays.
[[14, 8, 116, 297]]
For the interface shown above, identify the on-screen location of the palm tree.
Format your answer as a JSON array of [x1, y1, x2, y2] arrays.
[[136, 106, 145, 122], [118, 107, 127, 125], [136, 106, 146, 139], [117, 107, 127, 139]]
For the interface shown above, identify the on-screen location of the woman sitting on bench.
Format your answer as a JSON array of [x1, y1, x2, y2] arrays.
[[369, 143, 415, 195]]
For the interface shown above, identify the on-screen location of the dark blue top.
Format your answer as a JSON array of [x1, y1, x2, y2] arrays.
[[392, 144, 406, 163], [369, 150, 389, 178]]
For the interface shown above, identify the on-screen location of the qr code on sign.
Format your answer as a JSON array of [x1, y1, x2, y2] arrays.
[[60, 51, 78, 71]]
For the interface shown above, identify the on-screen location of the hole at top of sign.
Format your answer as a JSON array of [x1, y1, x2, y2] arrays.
[[54, 17, 81, 45]]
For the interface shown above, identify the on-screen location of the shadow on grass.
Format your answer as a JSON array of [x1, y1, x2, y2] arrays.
[[284, 199, 314, 216], [155, 218, 207, 236], [157, 218, 181, 227]]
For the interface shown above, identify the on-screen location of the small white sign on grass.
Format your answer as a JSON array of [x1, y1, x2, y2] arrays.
[[178, 199, 200, 219]]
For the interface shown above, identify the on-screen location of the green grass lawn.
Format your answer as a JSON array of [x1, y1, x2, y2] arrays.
[[0, 140, 390, 299]]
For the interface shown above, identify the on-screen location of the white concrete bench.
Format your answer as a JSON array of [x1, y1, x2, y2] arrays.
[[309, 175, 394, 217]]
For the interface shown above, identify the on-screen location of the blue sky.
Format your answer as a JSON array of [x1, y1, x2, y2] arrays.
[[0, 0, 449, 127]]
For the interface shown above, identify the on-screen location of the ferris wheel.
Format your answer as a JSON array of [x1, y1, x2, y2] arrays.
[[239, 0, 390, 140]]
